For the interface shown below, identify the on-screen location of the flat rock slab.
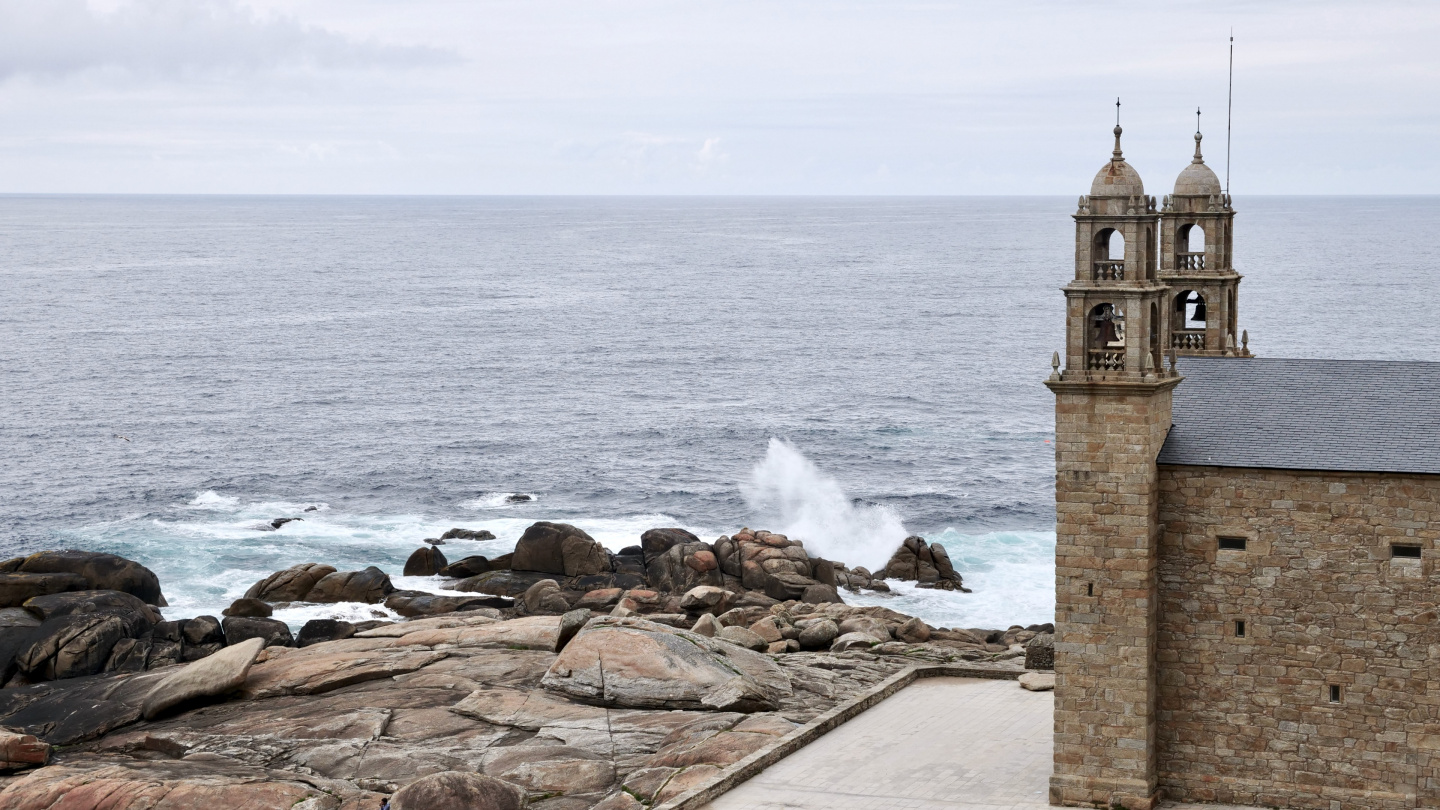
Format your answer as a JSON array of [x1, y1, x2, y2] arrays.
[[143, 637, 265, 719], [241, 647, 448, 698], [542, 617, 791, 712], [385, 615, 560, 651], [705, 677, 1053, 810], [0, 753, 382, 809]]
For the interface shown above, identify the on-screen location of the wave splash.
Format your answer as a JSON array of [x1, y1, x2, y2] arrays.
[[741, 438, 907, 573]]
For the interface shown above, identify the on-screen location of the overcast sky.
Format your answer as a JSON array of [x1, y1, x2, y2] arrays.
[[1, 0, 1436, 194]]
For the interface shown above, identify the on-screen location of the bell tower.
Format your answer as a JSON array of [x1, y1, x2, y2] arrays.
[[1159, 113, 1248, 356], [1046, 116, 1179, 810]]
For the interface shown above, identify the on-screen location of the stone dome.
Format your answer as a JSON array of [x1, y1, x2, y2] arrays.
[[1174, 132, 1222, 196], [1090, 125, 1144, 198]]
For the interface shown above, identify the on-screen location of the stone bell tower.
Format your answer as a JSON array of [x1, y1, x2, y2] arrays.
[[1045, 120, 1180, 810], [1159, 116, 1248, 357]]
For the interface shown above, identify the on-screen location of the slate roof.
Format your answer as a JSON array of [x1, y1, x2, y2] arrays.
[[1158, 357, 1440, 475]]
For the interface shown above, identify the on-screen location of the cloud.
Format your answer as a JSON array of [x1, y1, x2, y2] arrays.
[[0, 0, 457, 80], [695, 137, 728, 172]]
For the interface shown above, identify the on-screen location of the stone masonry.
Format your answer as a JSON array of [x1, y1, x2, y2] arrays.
[[1048, 381, 1177, 810], [1155, 466, 1440, 809]]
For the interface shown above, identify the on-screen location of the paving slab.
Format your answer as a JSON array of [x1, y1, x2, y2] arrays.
[[705, 677, 1050, 810], [702, 676, 1264, 810]]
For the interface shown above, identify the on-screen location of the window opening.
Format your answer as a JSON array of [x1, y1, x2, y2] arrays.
[[1217, 536, 1247, 551], [1086, 582, 1094, 597], [1391, 544, 1422, 559], [1328, 685, 1342, 704], [1176, 224, 1206, 270], [1235, 620, 1246, 638]]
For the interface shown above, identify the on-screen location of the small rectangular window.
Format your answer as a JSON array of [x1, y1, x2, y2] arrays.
[[1086, 582, 1094, 597], [1329, 685, 1342, 704], [1391, 544, 1422, 559], [1235, 620, 1246, 638], [1217, 536, 1247, 551]]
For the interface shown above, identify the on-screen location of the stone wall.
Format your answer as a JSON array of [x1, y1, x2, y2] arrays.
[[1155, 465, 1440, 809], [1048, 379, 1177, 810]]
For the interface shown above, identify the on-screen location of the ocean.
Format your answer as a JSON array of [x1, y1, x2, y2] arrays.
[[2, 195, 1435, 630]]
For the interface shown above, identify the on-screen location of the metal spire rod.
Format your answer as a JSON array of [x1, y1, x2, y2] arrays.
[[1226, 31, 1234, 195], [1116, 97, 1121, 126]]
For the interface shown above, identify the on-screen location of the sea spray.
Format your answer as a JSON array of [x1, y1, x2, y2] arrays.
[[741, 438, 907, 572]]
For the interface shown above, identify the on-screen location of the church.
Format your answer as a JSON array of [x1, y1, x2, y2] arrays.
[[1046, 121, 1440, 809]]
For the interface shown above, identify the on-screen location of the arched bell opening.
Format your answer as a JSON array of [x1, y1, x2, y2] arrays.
[[1172, 290, 1206, 350], [1092, 229, 1125, 280], [1176, 223, 1206, 271], [1087, 303, 1126, 371]]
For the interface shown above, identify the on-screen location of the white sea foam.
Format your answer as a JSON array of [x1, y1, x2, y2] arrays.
[[847, 529, 1056, 629], [459, 492, 541, 510], [741, 438, 907, 572], [184, 490, 241, 511], [270, 602, 402, 628]]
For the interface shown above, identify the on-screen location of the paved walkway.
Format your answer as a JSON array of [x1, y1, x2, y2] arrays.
[[703, 677, 1259, 810]]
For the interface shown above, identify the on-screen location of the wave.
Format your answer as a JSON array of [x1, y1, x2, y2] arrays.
[[741, 438, 907, 572]]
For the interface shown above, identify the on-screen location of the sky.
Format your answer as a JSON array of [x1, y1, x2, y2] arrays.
[[0, 0, 1436, 195]]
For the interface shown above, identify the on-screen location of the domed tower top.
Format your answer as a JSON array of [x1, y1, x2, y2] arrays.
[[1173, 130, 1222, 197], [1090, 124, 1145, 198]]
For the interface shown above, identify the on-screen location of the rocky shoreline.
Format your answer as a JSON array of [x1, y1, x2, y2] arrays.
[[0, 523, 1053, 809]]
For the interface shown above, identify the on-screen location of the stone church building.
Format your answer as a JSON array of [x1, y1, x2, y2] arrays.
[[1046, 124, 1440, 809]]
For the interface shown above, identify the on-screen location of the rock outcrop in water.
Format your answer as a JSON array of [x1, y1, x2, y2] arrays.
[[883, 534, 970, 591]]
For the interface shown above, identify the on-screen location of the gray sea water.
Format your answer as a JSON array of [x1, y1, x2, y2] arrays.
[[1, 195, 1435, 629]]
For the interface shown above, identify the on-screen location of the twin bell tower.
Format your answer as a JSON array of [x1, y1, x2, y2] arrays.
[[1045, 112, 1249, 809]]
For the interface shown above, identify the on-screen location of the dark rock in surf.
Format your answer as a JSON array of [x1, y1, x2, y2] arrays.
[[270, 518, 303, 530], [512, 522, 610, 578], [505, 494, 533, 503], [222, 598, 273, 618], [403, 546, 449, 577], [244, 563, 337, 603], [883, 536, 969, 592], [440, 528, 496, 541], [305, 567, 396, 604], [296, 618, 356, 647], [439, 556, 490, 578]]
